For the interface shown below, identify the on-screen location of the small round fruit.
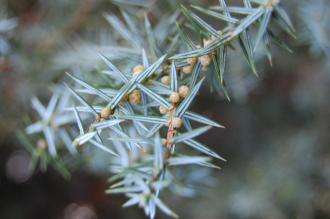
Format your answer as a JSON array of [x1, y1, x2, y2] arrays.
[[182, 65, 193, 74], [159, 105, 168, 114], [100, 107, 112, 118], [162, 64, 170, 74], [187, 57, 197, 65], [161, 75, 170, 85], [169, 92, 180, 104], [132, 65, 144, 76], [129, 90, 141, 104], [200, 55, 211, 67], [179, 85, 190, 98]]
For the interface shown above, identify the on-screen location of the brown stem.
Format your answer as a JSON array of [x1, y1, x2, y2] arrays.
[[165, 105, 177, 151], [152, 104, 177, 182]]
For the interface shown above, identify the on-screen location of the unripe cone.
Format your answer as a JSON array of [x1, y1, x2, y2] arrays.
[[129, 90, 141, 104], [169, 92, 180, 104], [161, 75, 170, 85], [200, 55, 212, 68], [123, 94, 129, 101], [187, 57, 197, 65], [179, 85, 190, 98], [159, 105, 168, 114], [182, 65, 193, 74], [132, 65, 144, 76], [162, 64, 170, 74], [100, 107, 112, 118]]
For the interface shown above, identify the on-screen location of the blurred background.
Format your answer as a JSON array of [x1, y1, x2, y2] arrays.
[[0, 0, 330, 218]]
